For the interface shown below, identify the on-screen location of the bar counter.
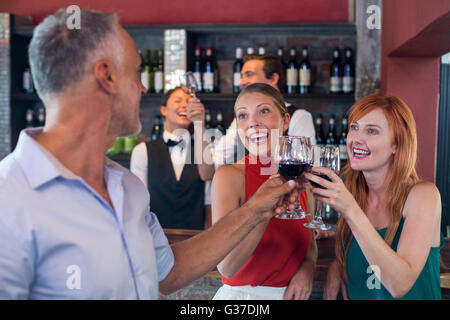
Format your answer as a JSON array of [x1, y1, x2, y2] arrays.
[[160, 229, 450, 300], [159, 228, 336, 300]]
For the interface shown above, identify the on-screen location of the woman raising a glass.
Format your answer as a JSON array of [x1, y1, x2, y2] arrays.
[[211, 83, 317, 300], [307, 94, 443, 300]]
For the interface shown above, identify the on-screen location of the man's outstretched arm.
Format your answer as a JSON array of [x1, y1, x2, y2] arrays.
[[159, 176, 297, 294]]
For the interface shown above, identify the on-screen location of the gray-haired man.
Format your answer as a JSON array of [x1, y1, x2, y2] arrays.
[[0, 8, 297, 299]]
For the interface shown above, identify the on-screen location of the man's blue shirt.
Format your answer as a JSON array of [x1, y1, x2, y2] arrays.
[[0, 129, 174, 299]]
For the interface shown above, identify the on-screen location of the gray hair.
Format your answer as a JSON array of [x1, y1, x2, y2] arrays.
[[29, 8, 119, 98]]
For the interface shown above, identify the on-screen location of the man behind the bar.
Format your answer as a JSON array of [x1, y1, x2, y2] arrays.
[[0, 9, 297, 299], [210, 53, 316, 167]]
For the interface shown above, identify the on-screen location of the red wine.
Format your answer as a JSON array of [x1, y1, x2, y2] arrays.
[[278, 161, 311, 180], [310, 172, 331, 189]]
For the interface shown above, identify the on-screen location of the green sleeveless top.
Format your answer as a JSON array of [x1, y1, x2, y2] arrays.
[[345, 219, 445, 300]]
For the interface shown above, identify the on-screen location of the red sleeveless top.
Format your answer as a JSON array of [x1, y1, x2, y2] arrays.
[[222, 155, 312, 287]]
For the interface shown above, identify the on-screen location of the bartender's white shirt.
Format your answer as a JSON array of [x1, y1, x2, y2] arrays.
[[131, 130, 190, 186]]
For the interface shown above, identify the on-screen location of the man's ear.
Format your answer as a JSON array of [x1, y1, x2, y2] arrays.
[[94, 59, 117, 94], [160, 105, 167, 117], [269, 72, 279, 88]]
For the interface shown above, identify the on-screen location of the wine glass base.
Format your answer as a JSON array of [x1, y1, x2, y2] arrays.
[[275, 210, 306, 220], [304, 221, 332, 230], [275, 214, 304, 220]]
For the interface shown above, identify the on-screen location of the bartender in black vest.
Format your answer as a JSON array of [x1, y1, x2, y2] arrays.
[[130, 87, 214, 230]]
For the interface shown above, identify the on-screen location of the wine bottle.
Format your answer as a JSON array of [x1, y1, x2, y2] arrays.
[[325, 114, 338, 145], [25, 109, 34, 128], [23, 68, 34, 93], [315, 114, 325, 145], [216, 111, 226, 135], [298, 47, 311, 94], [330, 48, 342, 94], [286, 48, 298, 94], [154, 48, 164, 94], [151, 115, 162, 141], [342, 47, 355, 94], [205, 110, 212, 129], [233, 48, 244, 94], [193, 45, 203, 93], [147, 49, 154, 93], [202, 45, 215, 93], [36, 106, 45, 127], [141, 49, 151, 94], [277, 47, 287, 93], [212, 46, 220, 93], [23, 50, 34, 93], [339, 117, 348, 165]]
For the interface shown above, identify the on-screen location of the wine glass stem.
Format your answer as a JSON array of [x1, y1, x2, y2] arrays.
[[314, 198, 323, 222]]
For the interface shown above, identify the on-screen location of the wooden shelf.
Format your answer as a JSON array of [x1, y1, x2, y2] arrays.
[[14, 92, 355, 103]]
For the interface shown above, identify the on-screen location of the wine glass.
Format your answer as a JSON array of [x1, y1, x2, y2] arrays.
[[304, 145, 340, 230], [180, 71, 198, 98], [292, 136, 313, 218], [274, 136, 312, 219]]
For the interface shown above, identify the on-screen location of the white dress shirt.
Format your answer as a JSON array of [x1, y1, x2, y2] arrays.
[[212, 104, 316, 168], [131, 130, 190, 187]]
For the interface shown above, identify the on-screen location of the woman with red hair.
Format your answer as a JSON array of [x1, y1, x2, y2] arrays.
[[308, 94, 444, 300]]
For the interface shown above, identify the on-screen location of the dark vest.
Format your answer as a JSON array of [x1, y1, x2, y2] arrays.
[[146, 137, 205, 230]]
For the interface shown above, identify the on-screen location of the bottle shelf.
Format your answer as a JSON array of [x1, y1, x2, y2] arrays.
[[14, 92, 355, 104]]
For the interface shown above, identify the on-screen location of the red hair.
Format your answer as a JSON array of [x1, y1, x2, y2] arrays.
[[336, 94, 420, 282]]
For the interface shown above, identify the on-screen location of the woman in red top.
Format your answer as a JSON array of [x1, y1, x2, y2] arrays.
[[211, 83, 317, 300]]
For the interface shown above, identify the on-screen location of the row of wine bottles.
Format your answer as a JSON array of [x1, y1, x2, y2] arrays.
[[190, 45, 355, 95], [140, 48, 164, 94], [283, 47, 354, 95], [315, 113, 348, 164], [190, 45, 220, 93]]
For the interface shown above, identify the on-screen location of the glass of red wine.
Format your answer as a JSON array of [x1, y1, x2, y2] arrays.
[[275, 136, 312, 219], [304, 145, 340, 230]]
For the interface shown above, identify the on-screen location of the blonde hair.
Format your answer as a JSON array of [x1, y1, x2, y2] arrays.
[[336, 94, 420, 282], [235, 83, 288, 117]]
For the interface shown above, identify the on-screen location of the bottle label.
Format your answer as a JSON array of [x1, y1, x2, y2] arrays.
[[339, 144, 348, 160], [141, 72, 149, 90], [330, 77, 342, 92], [203, 72, 214, 90], [233, 72, 241, 87], [299, 69, 311, 86], [154, 71, 163, 91], [23, 71, 31, 90], [286, 69, 298, 86], [343, 77, 354, 93]]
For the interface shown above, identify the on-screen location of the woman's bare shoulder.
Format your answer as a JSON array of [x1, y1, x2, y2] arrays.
[[403, 180, 441, 219], [215, 163, 245, 180], [407, 181, 440, 201]]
